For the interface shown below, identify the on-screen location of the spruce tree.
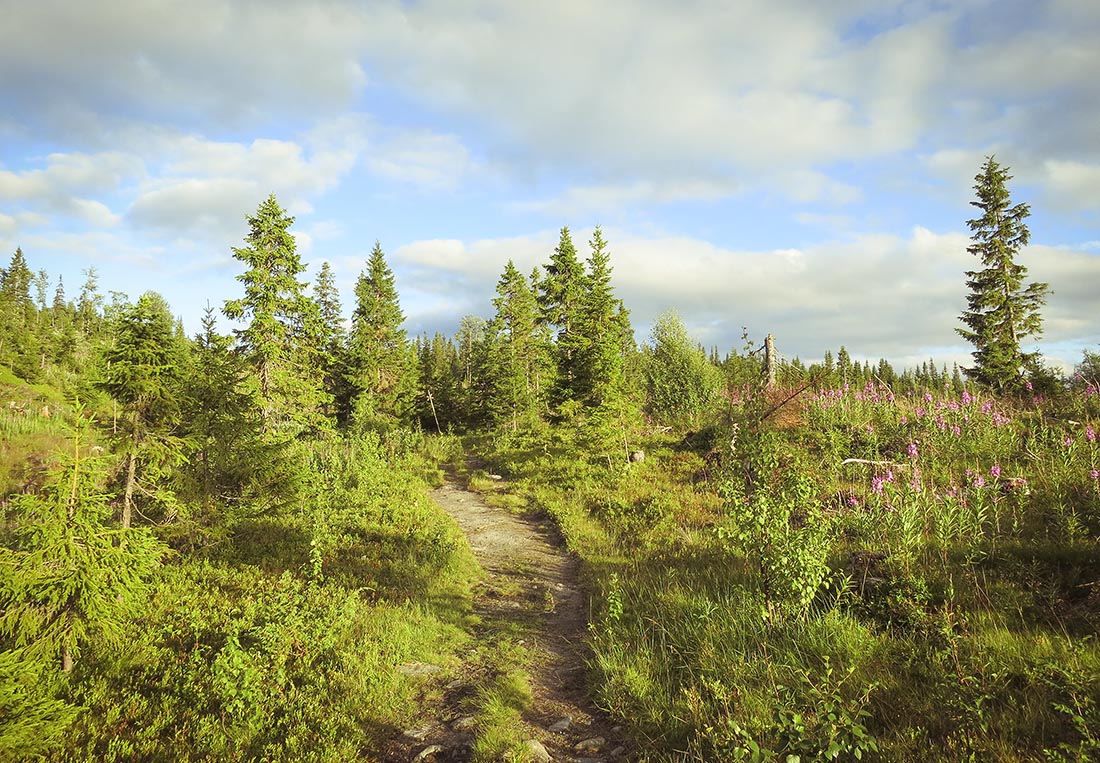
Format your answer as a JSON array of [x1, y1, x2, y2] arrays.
[[347, 242, 415, 429], [224, 194, 330, 433], [957, 157, 1049, 392], [311, 261, 348, 419], [574, 226, 628, 408], [539, 227, 587, 408], [178, 307, 289, 524], [416, 333, 462, 432], [0, 413, 165, 673], [0, 248, 39, 378], [98, 292, 186, 528], [487, 260, 541, 430]]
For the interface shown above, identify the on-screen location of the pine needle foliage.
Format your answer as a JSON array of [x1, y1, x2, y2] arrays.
[[0, 411, 166, 673], [224, 195, 330, 434]]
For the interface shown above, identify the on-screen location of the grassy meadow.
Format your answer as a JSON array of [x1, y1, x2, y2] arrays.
[[467, 379, 1100, 762]]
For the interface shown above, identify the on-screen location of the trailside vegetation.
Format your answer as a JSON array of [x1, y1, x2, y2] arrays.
[[1, 165, 1098, 762]]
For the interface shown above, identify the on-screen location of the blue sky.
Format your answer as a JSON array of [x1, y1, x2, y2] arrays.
[[2, 0, 1098, 373]]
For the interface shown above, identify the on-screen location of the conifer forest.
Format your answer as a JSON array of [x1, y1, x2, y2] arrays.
[[2, 159, 1099, 762]]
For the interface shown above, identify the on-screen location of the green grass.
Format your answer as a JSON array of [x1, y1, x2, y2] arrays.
[[462, 388, 1100, 762]]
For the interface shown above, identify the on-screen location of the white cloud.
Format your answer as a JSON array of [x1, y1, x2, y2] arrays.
[[394, 225, 1100, 367], [1042, 160, 1100, 210], [366, 130, 474, 189], [515, 179, 738, 217], [0, 151, 137, 226], [0, 0, 370, 139]]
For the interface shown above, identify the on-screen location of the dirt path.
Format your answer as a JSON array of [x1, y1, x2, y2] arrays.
[[381, 481, 628, 762]]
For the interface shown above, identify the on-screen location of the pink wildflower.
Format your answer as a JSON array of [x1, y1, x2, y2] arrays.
[[1087, 427, 1097, 443], [908, 442, 919, 459], [1091, 470, 1100, 481], [961, 391, 973, 405], [990, 464, 1002, 478], [1064, 437, 1074, 448]]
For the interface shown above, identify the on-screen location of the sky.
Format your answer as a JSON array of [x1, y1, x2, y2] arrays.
[[2, 0, 1098, 374]]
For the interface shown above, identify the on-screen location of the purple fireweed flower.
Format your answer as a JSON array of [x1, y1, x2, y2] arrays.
[[900, 416, 908, 425], [1087, 427, 1097, 443], [951, 425, 961, 437], [924, 392, 934, 403], [972, 475, 986, 488], [961, 391, 973, 405], [1026, 380, 1034, 392], [915, 407, 927, 417], [908, 442, 919, 459], [981, 401, 994, 414], [1091, 470, 1100, 481], [990, 464, 1002, 478], [1064, 437, 1075, 447]]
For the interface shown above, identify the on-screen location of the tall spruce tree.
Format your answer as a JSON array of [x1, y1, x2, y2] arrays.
[[487, 260, 541, 430], [957, 157, 1049, 392], [224, 194, 329, 433], [575, 226, 628, 408], [0, 248, 39, 378], [538, 227, 587, 407], [347, 242, 415, 429], [311, 261, 348, 419]]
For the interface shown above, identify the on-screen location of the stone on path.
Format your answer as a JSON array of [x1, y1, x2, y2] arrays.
[[524, 738, 552, 763], [575, 736, 605, 752], [548, 716, 572, 733], [411, 744, 445, 762]]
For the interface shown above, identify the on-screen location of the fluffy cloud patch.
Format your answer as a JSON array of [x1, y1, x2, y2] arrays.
[[0, 0, 370, 140], [394, 225, 1099, 369]]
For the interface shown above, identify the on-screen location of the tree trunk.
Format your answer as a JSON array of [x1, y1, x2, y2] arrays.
[[122, 450, 136, 529]]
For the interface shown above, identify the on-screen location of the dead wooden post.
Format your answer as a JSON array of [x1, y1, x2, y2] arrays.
[[764, 333, 777, 388]]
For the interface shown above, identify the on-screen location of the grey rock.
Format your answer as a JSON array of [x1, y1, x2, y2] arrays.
[[574, 737, 605, 752], [402, 725, 433, 742], [412, 744, 445, 762], [524, 738, 552, 763], [452, 715, 477, 731], [610, 745, 626, 757], [548, 716, 572, 733]]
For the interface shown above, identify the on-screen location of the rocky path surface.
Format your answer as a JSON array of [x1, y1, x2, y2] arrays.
[[380, 481, 629, 763]]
